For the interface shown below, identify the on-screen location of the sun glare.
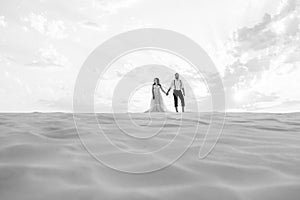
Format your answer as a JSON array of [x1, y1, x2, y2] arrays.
[[234, 90, 248, 102], [272, 20, 286, 35]]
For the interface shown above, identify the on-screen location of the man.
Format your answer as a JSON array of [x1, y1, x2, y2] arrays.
[[166, 73, 185, 112]]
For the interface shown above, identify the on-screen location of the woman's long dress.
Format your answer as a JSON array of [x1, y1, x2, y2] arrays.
[[148, 85, 167, 112]]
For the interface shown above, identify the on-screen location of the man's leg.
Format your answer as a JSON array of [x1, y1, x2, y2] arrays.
[[173, 92, 178, 112], [178, 91, 185, 112]]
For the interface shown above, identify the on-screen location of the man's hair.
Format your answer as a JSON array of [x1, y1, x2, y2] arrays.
[[175, 73, 179, 75]]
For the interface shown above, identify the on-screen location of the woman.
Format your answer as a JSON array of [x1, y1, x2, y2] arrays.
[[148, 78, 167, 112]]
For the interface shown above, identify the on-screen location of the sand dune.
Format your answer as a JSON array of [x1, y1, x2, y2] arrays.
[[0, 112, 300, 200]]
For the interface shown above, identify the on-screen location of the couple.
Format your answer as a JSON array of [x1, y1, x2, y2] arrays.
[[149, 73, 185, 113]]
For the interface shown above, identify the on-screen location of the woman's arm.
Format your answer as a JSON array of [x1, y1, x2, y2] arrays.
[[152, 85, 155, 99], [166, 81, 173, 95], [159, 85, 167, 94]]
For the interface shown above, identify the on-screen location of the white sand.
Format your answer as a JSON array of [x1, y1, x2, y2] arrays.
[[0, 112, 300, 200]]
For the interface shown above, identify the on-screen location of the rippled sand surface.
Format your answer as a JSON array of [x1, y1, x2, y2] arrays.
[[0, 112, 300, 200]]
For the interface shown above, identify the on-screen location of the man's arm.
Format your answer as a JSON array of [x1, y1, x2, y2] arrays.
[[182, 88, 185, 96]]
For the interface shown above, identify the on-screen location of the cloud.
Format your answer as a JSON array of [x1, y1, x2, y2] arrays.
[[253, 99, 300, 113], [0, 53, 14, 65], [38, 98, 72, 112], [21, 13, 67, 39], [80, 20, 108, 31], [223, 0, 300, 111], [93, 0, 141, 14], [3, 70, 23, 87], [122, 17, 153, 31], [26, 44, 70, 68], [0, 16, 7, 27], [231, 0, 299, 55]]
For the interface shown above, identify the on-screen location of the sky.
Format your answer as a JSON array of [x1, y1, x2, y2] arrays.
[[0, 0, 300, 113]]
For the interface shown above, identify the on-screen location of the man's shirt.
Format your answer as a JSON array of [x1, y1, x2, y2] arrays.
[[170, 79, 184, 90]]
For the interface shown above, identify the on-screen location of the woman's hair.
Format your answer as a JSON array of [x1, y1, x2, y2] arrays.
[[153, 78, 161, 86]]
